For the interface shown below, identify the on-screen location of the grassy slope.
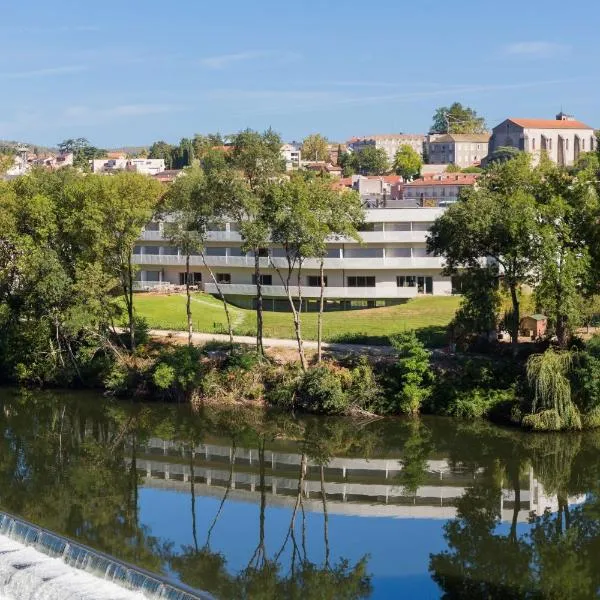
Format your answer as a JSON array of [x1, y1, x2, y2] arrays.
[[133, 292, 460, 347]]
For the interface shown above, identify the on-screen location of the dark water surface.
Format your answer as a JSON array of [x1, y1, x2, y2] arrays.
[[0, 388, 599, 599]]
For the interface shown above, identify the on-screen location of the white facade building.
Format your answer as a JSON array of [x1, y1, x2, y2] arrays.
[[280, 143, 301, 171], [489, 113, 595, 166], [132, 203, 454, 307], [91, 157, 165, 175]]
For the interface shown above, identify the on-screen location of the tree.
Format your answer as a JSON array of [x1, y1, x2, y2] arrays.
[[428, 154, 541, 347], [393, 144, 422, 180], [313, 185, 363, 362], [431, 102, 486, 134], [389, 332, 432, 415], [192, 133, 225, 159], [163, 167, 205, 346], [266, 175, 330, 370], [148, 140, 176, 169], [103, 172, 163, 351], [349, 146, 389, 175], [485, 146, 522, 166], [302, 134, 329, 162], [228, 128, 285, 356], [57, 138, 105, 170], [526, 348, 581, 430]]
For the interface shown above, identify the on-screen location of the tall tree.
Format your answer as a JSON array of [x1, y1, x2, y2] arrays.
[[301, 134, 329, 162], [431, 102, 486, 134], [57, 138, 105, 170], [228, 128, 285, 355], [103, 172, 163, 351], [428, 154, 541, 346], [393, 144, 423, 180], [148, 140, 176, 169]]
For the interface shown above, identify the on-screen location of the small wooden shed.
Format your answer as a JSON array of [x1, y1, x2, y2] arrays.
[[520, 314, 547, 339]]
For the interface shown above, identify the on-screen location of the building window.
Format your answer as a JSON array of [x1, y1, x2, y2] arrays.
[[347, 276, 376, 287], [548, 138, 552, 150], [252, 274, 272, 285], [566, 138, 569, 150], [179, 272, 202, 285], [406, 276, 416, 287], [216, 273, 231, 284], [396, 276, 405, 287], [582, 139, 586, 151], [307, 275, 328, 287], [531, 138, 536, 151]]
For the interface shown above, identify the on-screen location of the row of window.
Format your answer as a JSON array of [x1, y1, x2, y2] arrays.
[[174, 273, 433, 292]]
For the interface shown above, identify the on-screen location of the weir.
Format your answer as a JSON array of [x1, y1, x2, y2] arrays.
[[0, 513, 213, 600]]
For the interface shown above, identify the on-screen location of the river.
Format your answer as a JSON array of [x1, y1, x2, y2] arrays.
[[0, 387, 598, 599]]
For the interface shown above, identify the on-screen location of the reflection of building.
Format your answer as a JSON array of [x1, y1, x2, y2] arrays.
[[127, 438, 584, 522]]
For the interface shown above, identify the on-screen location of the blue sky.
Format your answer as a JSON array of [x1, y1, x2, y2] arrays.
[[1, 0, 598, 147]]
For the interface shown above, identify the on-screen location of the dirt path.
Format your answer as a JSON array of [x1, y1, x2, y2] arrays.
[[149, 328, 395, 357]]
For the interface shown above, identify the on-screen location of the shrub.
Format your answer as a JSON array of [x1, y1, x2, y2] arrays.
[[521, 409, 565, 431], [152, 345, 204, 401], [263, 364, 302, 409], [581, 406, 600, 429], [442, 388, 516, 419], [387, 332, 432, 415], [296, 367, 348, 415], [346, 356, 382, 410]]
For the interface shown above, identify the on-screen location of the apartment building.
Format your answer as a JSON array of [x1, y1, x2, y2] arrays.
[[403, 173, 478, 206], [348, 134, 425, 164], [91, 157, 165, 174], [280, 143, 301, 170], [133, 203, 453, 308], [489, 113, 595, 166], [427, 133, 490, 167]]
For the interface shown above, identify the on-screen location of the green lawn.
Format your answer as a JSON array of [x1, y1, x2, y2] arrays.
[[133, 292, 460, 347]]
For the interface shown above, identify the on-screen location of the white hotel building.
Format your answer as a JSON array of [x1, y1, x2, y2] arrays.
[[133, 198, 453, 310]]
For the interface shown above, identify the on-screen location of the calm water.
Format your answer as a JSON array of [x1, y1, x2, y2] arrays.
[[0, 388, 599, 599]]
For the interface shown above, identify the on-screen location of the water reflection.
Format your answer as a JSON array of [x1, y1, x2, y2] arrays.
[[1, 389, 600, 598]]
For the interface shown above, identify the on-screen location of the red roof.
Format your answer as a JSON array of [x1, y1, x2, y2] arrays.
[[405, 174, 478, 187], [507, 118, 593, 130]]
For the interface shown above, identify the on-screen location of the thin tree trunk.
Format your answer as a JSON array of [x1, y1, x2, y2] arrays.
[[126, 250, 136, 352], [201, 252, 234, 346], [555, 251, 567, 348], [190, 447, 198, 552], [509, 279, 520, 350], [317, 258, 325, 364], [320, 465, 330, 568], [255, 252, 264, 356], [186, 254, 193, 346], [509, 463, 521, 544], [295, 265, 307, 370]]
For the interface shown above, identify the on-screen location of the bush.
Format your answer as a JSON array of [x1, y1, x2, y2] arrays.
[[296, 367, 348, 415], [151, 345, 204, 401], [346, 356, 382, 410], [263, 364, 302, 409], [521, 409, 565, 431], [442, 387, 516, 419]]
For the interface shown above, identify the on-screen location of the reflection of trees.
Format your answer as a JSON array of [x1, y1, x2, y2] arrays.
[[430, 430, 600, 599], [0, 390, 167, 574]]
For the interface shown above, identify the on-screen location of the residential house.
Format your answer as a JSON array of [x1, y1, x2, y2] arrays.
[[403, 173, 478, 207], [427, 133, 490, 167], [281, 143, 301, 171], [488, 113, 595, 166]]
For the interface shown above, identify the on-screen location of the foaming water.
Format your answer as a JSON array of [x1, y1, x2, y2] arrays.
[[0, 514, 211, 600]]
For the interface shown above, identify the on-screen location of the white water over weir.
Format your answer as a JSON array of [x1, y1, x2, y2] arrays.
[[0, 513, 213, 600]]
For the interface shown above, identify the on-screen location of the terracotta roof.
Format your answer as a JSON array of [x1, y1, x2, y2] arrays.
[[506, 118, 593, 130], [405, 174, 478, 187]]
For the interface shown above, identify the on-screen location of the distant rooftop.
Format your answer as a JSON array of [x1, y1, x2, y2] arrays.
[[505, 118, 593, 130]]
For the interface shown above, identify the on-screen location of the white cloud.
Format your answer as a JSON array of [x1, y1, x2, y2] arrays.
[[0, 65, 88, 79], [504, 41, 570, 59], [199, 51, 267, 69]]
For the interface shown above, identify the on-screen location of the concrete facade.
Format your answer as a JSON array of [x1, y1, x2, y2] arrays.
[[427, 133, 490, 167], [349, 134, 426, 164]]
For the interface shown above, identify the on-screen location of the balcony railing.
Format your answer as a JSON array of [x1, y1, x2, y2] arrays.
[[132, 254, 444, 270]]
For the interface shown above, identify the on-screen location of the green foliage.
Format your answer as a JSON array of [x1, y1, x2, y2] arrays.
[[346, 356, 381, 409], [431, 102, 486, 134], [345, 147, 389, 175], [445, 163, 462, 173], [152, 345, 205, 401], [485, 145, 521, 165], [388, 331, 432, 415], [296, 367, 349, 415], [393, 144, 422, 179], [526, 349, 580, 428], [57, 138, 105, 170], [442, 387, 516, 419], [521, 409, 565, 431], [302, 133, 329, 162]]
